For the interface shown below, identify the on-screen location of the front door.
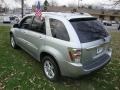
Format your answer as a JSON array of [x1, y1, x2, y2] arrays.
[[24, 16, 46, 57], [14, 16, 33, 49]]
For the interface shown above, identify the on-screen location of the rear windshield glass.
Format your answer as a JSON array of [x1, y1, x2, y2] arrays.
[[70, 18, 109, 43]]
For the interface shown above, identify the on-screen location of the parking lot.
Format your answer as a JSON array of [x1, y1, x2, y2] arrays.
[[0, 23, 12, 27]]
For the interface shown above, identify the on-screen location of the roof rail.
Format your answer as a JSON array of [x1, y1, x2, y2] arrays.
[[43, 12, 69, 17]]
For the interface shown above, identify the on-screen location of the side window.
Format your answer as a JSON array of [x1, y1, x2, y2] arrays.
[[20, 16, 33, 29], [31, 17, 46, 34], [49, 19, 70, 41]]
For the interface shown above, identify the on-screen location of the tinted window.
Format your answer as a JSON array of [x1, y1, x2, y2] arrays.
[[31, 17, 46, 34], [20, 16, 33, 29], [70, 18, 109, 43], [50, 19, 69, 41]]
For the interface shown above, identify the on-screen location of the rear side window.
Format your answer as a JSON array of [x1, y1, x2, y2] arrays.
[[70, 18, 109, 43], [31, 17, 46, 34], [49, 19, 70, 41]]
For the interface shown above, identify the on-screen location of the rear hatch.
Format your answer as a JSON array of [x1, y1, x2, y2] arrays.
[[80, 38, 110, 69], [70, 18, 110, 69]]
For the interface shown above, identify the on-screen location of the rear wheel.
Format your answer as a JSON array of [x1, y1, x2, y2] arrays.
[[10, 35, 18, 49], [42, 55, 60, 81]]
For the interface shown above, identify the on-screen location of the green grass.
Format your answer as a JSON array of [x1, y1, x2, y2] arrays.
[[0, 26, 120, 90]]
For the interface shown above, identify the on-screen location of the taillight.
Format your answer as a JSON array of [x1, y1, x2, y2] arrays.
[[68, 48, 81, 63]]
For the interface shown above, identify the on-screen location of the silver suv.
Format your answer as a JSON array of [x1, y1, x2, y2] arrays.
[[10, 12, 112, 81]]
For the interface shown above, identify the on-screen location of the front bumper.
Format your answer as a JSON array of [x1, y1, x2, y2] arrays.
[[61, 49, 112, 77]]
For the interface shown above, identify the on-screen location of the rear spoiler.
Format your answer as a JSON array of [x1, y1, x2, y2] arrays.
[[69, 17, 97, 22]]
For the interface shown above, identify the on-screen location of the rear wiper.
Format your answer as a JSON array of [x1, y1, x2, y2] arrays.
[[93, 33, 106, 41]]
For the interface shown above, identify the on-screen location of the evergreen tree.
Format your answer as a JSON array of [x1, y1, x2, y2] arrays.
[[44, 0, 49, 11]]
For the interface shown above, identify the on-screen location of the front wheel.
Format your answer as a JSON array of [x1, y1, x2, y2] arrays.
[[42, 56, 60, 81], [10, 35, 18, 49]]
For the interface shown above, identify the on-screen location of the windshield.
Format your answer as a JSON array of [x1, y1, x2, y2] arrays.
[[70, 18, 109, 43]]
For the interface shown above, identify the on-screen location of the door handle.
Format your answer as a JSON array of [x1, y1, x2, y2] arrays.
[[39, 36, 43, 39]]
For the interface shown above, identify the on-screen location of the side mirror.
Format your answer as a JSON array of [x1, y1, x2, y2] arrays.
[[13, 24, 20, 28]]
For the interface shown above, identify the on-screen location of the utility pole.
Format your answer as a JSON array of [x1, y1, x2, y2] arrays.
[[78, 0, 79, 9], [52, 0, 53, 7], [21, 0, 24, 18]]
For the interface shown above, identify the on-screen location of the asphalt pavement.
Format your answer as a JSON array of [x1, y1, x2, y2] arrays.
[[0, 22, 13, 27]]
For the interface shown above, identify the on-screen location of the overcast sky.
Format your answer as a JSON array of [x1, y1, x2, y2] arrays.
[[25, 0, 114, 6], [1, 0, 118, 9]]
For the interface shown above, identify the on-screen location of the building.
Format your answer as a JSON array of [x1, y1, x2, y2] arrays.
[[47, 6, 120, 22], [0, 4, 5, 13]]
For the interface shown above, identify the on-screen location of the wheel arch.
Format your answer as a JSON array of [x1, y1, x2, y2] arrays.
[[40, 52, 61, 75]]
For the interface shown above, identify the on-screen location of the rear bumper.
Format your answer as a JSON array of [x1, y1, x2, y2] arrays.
[[61, 49, 112, 77]]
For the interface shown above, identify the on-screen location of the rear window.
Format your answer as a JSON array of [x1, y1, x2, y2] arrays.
[[70, 18, 109, 43], [50, 19, 70, 41]]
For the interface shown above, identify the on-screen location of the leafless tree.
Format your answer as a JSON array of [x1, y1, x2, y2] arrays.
[[49, 0, 58, 7], [68, 3, 77, 8], [1, 0, 4, 3], [108, 0, 120, 10], [114, 0, 120, 5]]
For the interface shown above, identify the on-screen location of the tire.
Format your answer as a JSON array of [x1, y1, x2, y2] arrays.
[[42, 55, 60, 81], [10, 35, 18, 49]]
